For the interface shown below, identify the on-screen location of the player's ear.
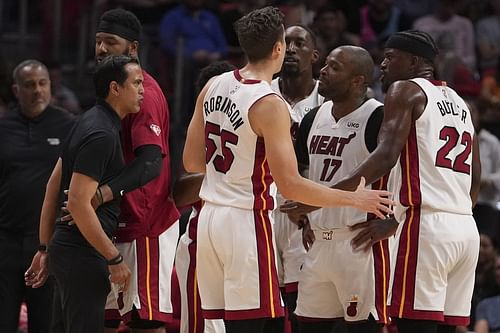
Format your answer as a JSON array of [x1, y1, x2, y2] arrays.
[[311, 49, 320, 64], [128, 41, 139, 58], [272, 40, 284, 59], [409, 55, 420, 72]]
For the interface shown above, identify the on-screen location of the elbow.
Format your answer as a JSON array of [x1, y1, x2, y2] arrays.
[[183, 155, 204, 174], [66, 195, 80, 215], [275, 177, 300, 201], [183, 160, 198, 173], [378, 149, 400, 170]]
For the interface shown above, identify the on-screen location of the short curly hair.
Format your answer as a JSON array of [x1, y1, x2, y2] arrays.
[[234, 6, 284, 63]]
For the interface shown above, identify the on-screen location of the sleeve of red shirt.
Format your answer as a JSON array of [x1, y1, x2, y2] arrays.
[[129, 77, 170, 156]]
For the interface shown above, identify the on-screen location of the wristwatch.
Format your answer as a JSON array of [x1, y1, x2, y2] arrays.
[[38, 244, 49, 253]]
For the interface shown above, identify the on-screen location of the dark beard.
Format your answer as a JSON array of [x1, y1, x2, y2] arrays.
[[281, 65, 300, 78]]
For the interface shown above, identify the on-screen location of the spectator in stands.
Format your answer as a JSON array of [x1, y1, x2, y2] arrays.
[[394, 0, 434, 26], [476, 0, 500, 76], [159, 0, 227, 66], [159, 0, 227, 155], [414, 0, 476, 71], [482, 55, 500, 105], [0, 53, 14, 117], [471, 234, 500, 329], [358, 0, 405, 57], [311, 5, 359, 77], [470, 99, 500, 240], [475, 255, 500, 333], [47, 61, 81, 115], [219, 0, 265, 66]]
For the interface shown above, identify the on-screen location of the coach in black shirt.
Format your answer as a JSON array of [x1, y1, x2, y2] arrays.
[[0, 59, 75, 333], [26, 55, 143, 333]]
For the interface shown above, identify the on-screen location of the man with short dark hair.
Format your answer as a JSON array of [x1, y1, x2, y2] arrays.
[[26, 54, 142, 333], [33, 9, 179, 331], [0, 59, 74, 333]]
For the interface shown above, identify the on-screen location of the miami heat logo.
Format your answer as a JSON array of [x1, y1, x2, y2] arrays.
[[346, 295, 358, 317]]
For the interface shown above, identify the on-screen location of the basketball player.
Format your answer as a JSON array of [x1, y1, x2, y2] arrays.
[[293, 45, 388, 333], [174, 61, 235, 333], [270, 25, 323, 333], [283, 30, 481, 333], [183, 6, 393, 333]]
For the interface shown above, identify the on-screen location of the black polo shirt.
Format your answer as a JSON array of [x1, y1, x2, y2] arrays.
[[54, 99, 124, 247], [0, 105, 75, 236]]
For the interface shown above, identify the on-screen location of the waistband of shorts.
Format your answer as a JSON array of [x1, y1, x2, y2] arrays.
[[312, 227, 353, 241]]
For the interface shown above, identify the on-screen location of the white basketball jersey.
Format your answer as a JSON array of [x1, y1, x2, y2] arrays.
[[388, 78, 475, 220], [307, 98, 383, 229], [271, 78, 325, 139], [199, 70, 278, 210]]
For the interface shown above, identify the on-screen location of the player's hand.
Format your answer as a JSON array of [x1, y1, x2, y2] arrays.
[[280, 200, 319, 226], [353, 177, 394, 219], [350, 217, 399, 252], [108, 262, 131, 292], [25, 251, 49, 288], [61, 188, 105, 222], [302, 220, 315, 251]]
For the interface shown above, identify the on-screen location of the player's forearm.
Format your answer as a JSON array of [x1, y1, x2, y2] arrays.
[[335, 149, 397, 191], [106, 145, 162, 200], [279, 176, 357, 208], [67, 201, 119, 260], [173, 173, 204, 207], [183, 154, 206, 174]]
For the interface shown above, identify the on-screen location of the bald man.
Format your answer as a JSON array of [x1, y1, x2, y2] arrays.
[[290, 46, 388, 333]]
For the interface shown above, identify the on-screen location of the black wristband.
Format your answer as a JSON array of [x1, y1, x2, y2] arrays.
[[38, 244, 49, 253], [106, 253, 123, 265]]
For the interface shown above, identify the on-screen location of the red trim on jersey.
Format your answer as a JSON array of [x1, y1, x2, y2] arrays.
[[444, 315, 470, 326], [134, 236, 172, 322], [368, 176, 391, 324], [398, 125, 422, 207], [367, 175, 389, 220], [393, 308, 443, 322], [229, 209, 283, 320], [233, 69, 261, 84], [389, 206, 422, 320], [203, 210, 284, 320], [186, 213, 204, 333], [104, 309, 122, 321], [373, 238, 390, 324], [202, 309, 225, 320], [390, 125, 423, 320], [428, 79, 447, 86], [252, 138, 275, 210], [188, 202, 202, 242], [284, 282, 298, 293]]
